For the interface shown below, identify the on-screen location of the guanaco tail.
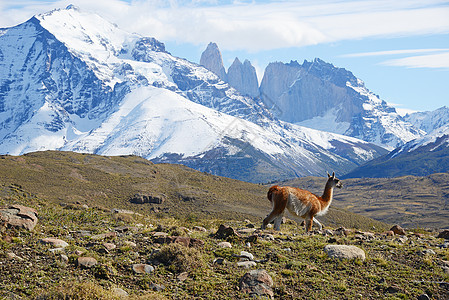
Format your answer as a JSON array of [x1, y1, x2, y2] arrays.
[[262, 172, 342, 232]]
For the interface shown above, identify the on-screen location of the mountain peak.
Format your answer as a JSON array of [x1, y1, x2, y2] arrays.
[[65, 4, 80, 11], [200, 42, 227, 81]]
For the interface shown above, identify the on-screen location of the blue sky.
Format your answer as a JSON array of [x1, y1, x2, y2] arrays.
[[1, 0, 448, 114]]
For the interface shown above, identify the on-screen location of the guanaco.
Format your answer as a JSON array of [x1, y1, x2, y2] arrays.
[[261, 172, 342, 232]]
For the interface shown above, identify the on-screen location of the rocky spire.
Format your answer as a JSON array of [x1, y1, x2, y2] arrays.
[[227, 58, 259, 98], [199, 42, 227, 81]]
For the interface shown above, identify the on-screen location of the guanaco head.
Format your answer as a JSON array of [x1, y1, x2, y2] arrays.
[[327, 172, 343, 189]]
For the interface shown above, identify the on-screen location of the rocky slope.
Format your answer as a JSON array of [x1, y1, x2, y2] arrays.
[[404, 106, 449, 134], [259, 59, 424, 150], [344, 124, 449, 178]]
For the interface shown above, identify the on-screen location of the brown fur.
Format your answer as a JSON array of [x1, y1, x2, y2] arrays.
[[262, 172, 342, 232]]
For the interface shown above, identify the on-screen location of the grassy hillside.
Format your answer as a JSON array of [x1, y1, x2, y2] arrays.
[[280, 173, 449, 229], [0, 150, 386, 231], [1, 151, 448, 299]]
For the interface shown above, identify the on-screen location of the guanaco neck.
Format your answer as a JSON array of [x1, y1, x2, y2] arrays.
[[321, 180, 334, 203]]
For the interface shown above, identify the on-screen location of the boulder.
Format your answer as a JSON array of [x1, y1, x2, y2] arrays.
[[239, 269, 274, 299], [324, 245, 366, 261], [437, 229, 449, 239], [0, 204, 38, 231], [213, 224, 240, 239], [132, 264, 154, 274], [77, 257, 98, 268], [40, 238, 69, 248], [390, 225, 406, 235], [130, 193, 166, 204]]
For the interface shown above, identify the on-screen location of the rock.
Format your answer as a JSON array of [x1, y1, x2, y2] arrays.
[[217, 241, 232, 248], [390, 225, 406, 235], [240, 251, 254, 261], [237, 228, 256, 235], [213, 258, 226, 265], [111, 208, 135, 214], [237, 261, 257, 268], [417, 294, 431, 300], [111, 287, 128, 297], [90, 232, 117, 240], [103, 242, 116, 251], [324, 229, 334, 236], [152, 232, 168, 238], [260, 234, 274, 241], [132, 264, 154, 274], [437, 229, 449, 239], [7, 252, 23, 261], [239, 269, 274, 299], [386, 285, 401, 294], [394, 236, 408, 244], [0, 204, 38, 231], [334, 227, 352, 236], [324, 245, 366, 261], [129, 193, 166, 204], [60, 254, 69, 264], [77, 257, 98, 268], [214, 224, 240, 239], [149, 283, 165, 292], [193, 226, 207, 232], [124, 241, 137, 247], [177, 271, 188, 281], [418, 249, 436, 256], [40, 238, 69, 248]]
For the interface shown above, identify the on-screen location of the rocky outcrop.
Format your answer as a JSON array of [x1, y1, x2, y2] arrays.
[[199, 42, 227, 81], [0, 205, 38, 231], [227, 58, 259, 98]]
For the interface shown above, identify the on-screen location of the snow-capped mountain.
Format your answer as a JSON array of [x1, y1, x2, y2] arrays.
[[404, 106, 449, 134], [0, 5, 387, 182], [344, 124, 449, 178], [259, 59, 424, 150]]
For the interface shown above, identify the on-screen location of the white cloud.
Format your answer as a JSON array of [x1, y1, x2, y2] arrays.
[[342, 49, 449, 57], [382, 51, 449, 69], [2, 0, 449, 52]]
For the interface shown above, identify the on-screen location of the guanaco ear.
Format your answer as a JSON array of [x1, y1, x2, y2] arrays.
[[332, 171, 335, 179], [327, 172, 331, 178]]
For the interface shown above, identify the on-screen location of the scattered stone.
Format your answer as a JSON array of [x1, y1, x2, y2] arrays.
[[239, 269, 274, 299], [114, 226, 130, 233], [437, 229, 449, 239], [237, 228, 256, 234], [90, 232, 117, 240], [48, 248, 65, 253], [240, 251, 254, 261], [0, 204, 38, 231], [40, 238, 69, 248], [418, 249, 436, 256], [103, 242, 116, 251], [132, 264, 154, 274], [324, 245, 366, 261], [7, 252, 23, 261], [394, 236, 408, 244], [60, 254, 69, 264], [74, 250, 85, 256], [442, 266, 449, 274], [111, 287, 128, 297], [334, 227, 351, 236], [417, 294, 430, 300], [193, 226, 207, 232], [390, 225, 406, 235], [246, 235, 258, 244], [152, 232, 168, 238], [214, 224, 240, 239], [149, 283, 165, 292], [323, 229, 334, 236], [124, 241, 137, 247], [130, 193, 166, 204], [74, 230, 92, 237], [77, 256, 98, 268], [237, 261, 257, 268], [217, 241, 232, 248], [177, 271, 189, 281], [213, 258, 226, 265], [327, 238, 337, 243], [385, 285, 401, 294], [438, 241, 449, 248], [260, 234, 274, 241]]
